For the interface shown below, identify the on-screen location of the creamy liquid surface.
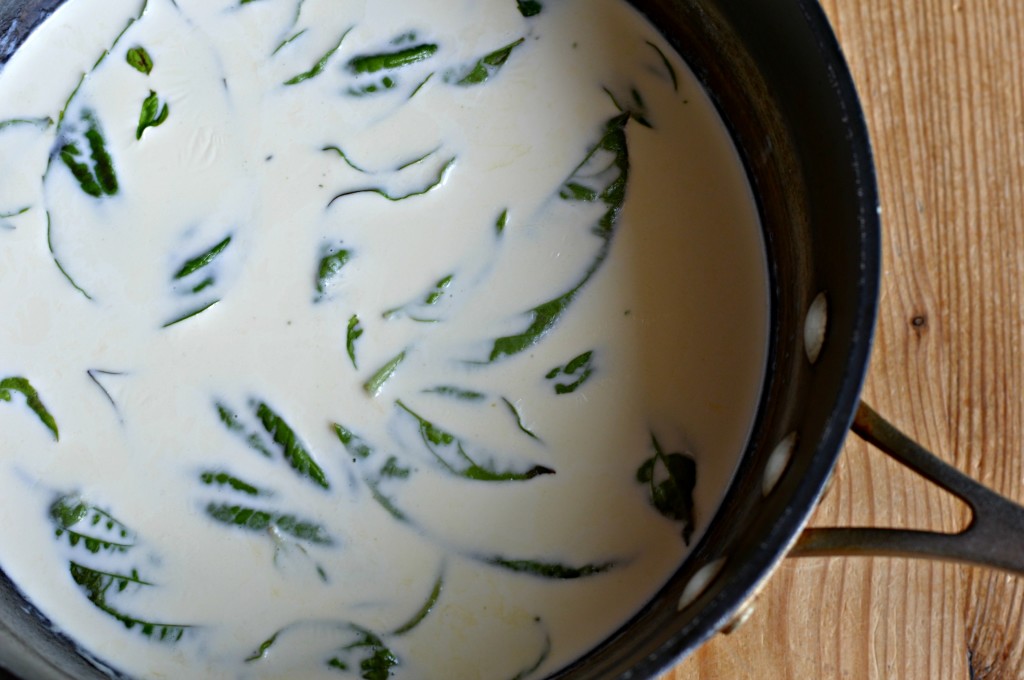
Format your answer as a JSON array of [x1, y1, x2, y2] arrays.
[[0, 0, 768, 677]]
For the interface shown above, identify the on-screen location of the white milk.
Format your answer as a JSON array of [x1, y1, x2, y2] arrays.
[[0, 0, 768, 677]]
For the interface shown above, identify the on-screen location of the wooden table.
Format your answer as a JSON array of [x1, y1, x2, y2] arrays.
[[666, 1, 1024, 678]]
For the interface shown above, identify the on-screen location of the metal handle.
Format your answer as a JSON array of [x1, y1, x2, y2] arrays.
[[791, 401, 1024, 574]]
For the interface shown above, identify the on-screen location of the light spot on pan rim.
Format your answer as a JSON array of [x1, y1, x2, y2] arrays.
[[804, 292, 828, 364], [677, 557, 726, 612], [763, 432, 798, 496]]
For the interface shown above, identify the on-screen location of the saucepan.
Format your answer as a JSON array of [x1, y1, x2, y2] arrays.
[[0, 0, 1022, 678]]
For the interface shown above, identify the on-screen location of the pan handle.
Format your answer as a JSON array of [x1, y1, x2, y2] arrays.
[[791, 401, 1024, 574]]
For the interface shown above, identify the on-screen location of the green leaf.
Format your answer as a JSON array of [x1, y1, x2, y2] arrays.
[[382, 274, 453, 321], [502, 397, 540, 441], [0, 206, 30, 220], [345, 76, 400, 98], [452, 38, 524, 86], [333, 423, 373, 460], [136, 90, 170, 140], [646, 40, 678, 92], [59, 142, 103, 197], [495, 208, 509, 236], [334, 626, 398, 680], [0, 117, 52, 132], [174, 235, 232, 279], [0, 377, 59, 440], [272, 29, 307, 56], [545, 350, 595, 394], [58, 109, 118, 197], [206, 502, 333, 545], [46, 211, 93, 300], [637, 434, 697, 544], [215, 401, 276, 458], [200, 470, 269, 496], [363, 351, 406, 397], [284, 27, 353, 85], [125, 46, 153, 74], [396, 400, 554, 482], [49, 496, 133, 554], [486, 557, 614, 579], [509, 630, 552, 680], [246, 630, 279, 662], [316, 247, 351, 298], [346, 315, 363, 368], [255, 401, 331, 489], [329, 157, 455, 205], [162, 299, 220, 328], [422, 386, 486, 401], [348, 43, 438, 74], [68, 563, 189, 642], [379, 456, 410, 479], [517, 0, 542, 17], [323, 145, 369, 173], [392, 571, 443, 635], [487, 114, 630, 361]]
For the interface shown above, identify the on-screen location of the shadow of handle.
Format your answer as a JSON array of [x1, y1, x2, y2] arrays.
[[791, 401, 1024, 575]]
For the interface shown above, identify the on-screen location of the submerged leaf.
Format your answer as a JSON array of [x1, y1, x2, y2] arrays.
[[452, 38, 524, 86], [206, 502, 333, 545], [136, 90, 170, 139], [255, 402, 331, 489], [637, 434, 697, 544], [348, 43, 438, 74], [0, 376, 59, 440], [125, 45, 153, 74]]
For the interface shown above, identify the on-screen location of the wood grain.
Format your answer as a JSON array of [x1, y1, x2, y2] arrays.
[[664, 0, 1024, 678]]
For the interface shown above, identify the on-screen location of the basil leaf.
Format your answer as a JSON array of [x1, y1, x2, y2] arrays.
[[215, 401, 276, 458], [0, 117, 52, 132], [487, 114, 630, 361], [329, 157, 455, 205], [637, 434, 696, 544], [46, 211, 93, 299], [348, 43, 438, 74], [392, 571, 443, 635], [125, 45, 153, 74], [502, 397, 540, 441], [545, 350, 595, 394], [451, 38, 524, 86], [485, 557, 614, 579], [396, 400, 554, 482], [205, 503, 333, 545], [328, 626, 398, 680], [316, 247, 351, 298], [495, 208, 509, 236], [174, 235, 232, 279], [0, 206, 30, 220], [59, 110, 118, 197], [0, 376, 59, 440], [646, 40, 678, 91], [382, 274, 453, 321], [284, 27, 352, 85], [199, 470, 270, 497], [50, 496, 132, 554], [346, 315, 363, 369], [422, 386, 486, 401], [162, 300, 220, 328], [136, 90, 170, 140], [363, 351, 406, 397], [255, 401, 331, 489], [323, 145, 369, 173], [69, 563, 189, 642]]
